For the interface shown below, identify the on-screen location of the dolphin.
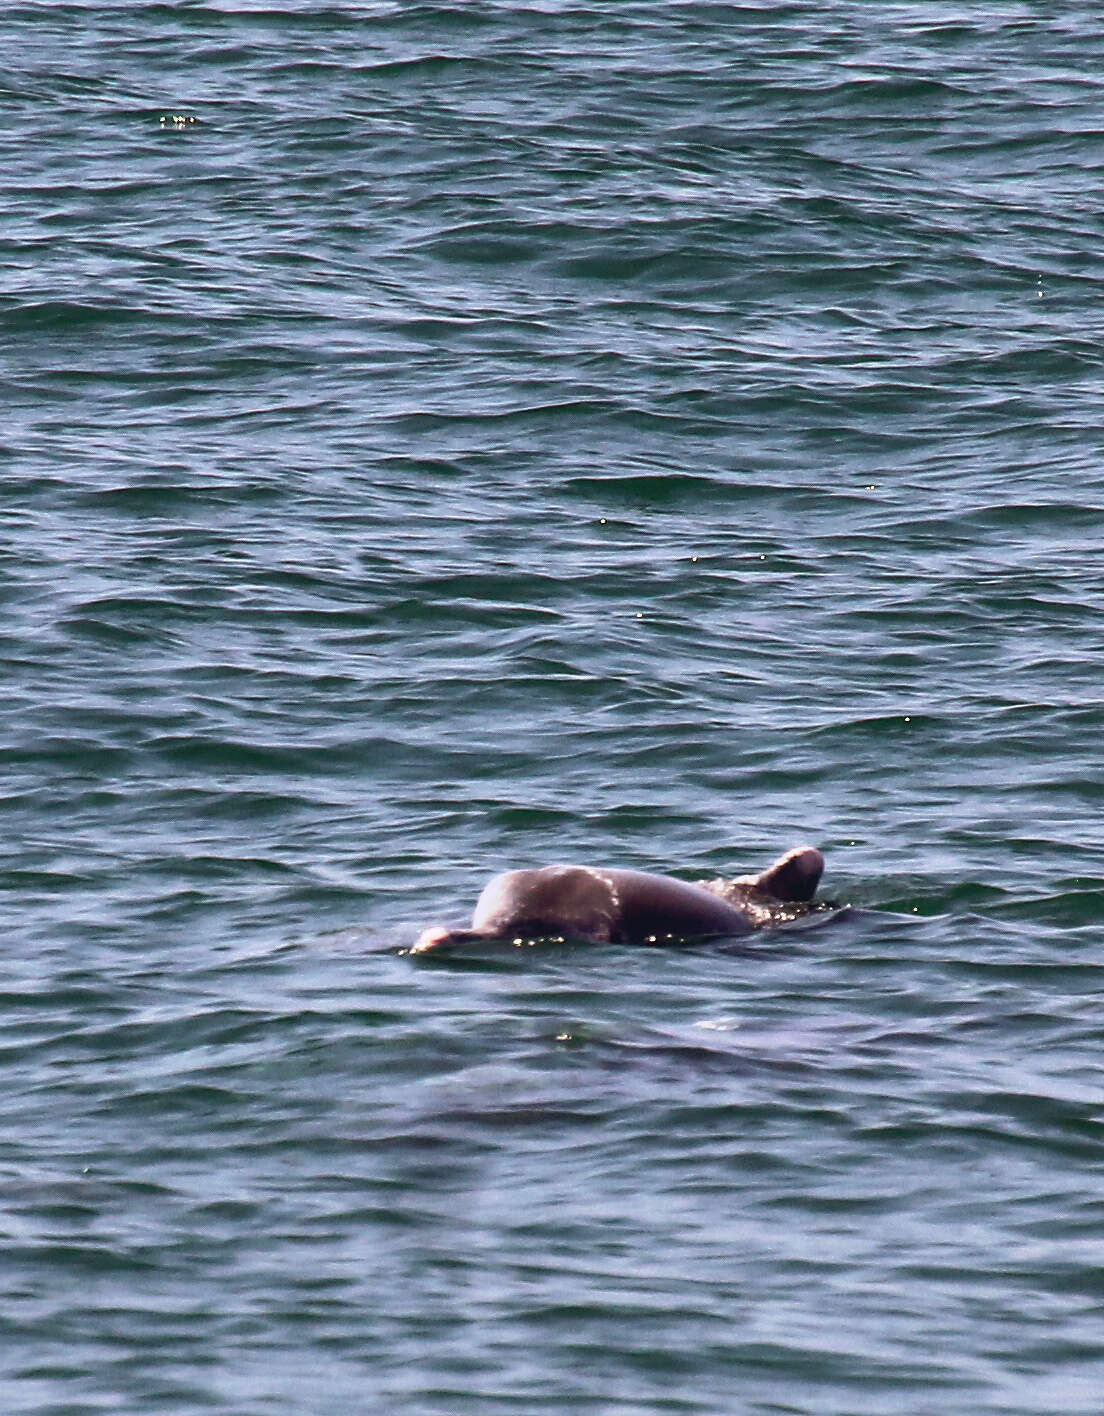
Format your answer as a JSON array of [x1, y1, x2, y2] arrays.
[[410, 845, 825, 953]]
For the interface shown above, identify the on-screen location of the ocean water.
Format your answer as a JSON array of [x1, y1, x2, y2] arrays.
[[4, 3, 1104, 1412]]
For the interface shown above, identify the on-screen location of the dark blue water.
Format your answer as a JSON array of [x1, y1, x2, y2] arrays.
[[4, 4, 1104, 1412]]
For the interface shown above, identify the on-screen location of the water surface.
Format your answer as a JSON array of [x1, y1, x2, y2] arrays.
[[3, 3, 1104, 1412]]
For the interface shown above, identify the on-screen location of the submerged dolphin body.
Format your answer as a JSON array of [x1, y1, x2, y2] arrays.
[[411, 845, 825, 953]]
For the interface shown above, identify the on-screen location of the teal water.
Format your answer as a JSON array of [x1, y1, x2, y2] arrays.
[[4, 4, 1104, 1412]]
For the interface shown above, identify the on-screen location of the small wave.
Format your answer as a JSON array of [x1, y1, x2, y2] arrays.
[[0, 299, 156, 332]]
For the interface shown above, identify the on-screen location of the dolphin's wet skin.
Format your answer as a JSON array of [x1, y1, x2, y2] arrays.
[[411, 845, 828, 953]]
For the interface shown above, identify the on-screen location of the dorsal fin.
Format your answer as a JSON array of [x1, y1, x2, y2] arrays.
[[743, 846, 824, 902]]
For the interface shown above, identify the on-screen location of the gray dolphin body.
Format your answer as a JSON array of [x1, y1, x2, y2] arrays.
[[411, 845, 825, 953]]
